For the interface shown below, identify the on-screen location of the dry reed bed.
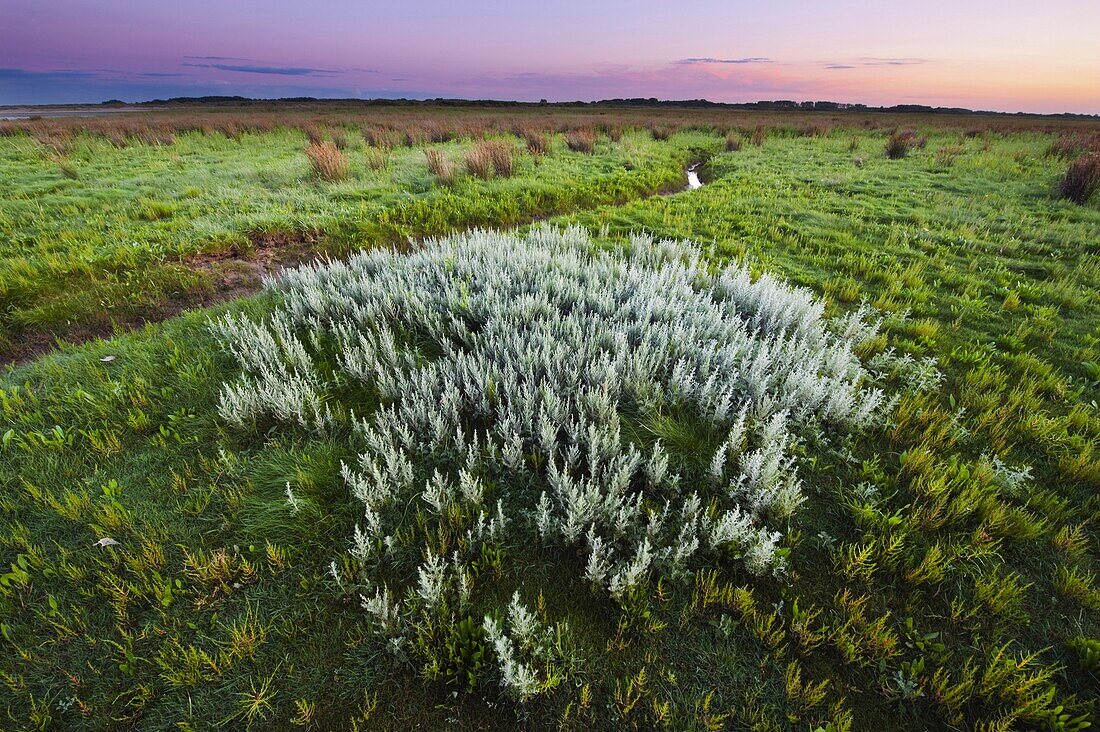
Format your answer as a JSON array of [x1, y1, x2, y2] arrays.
[[5, 103, 1099, 155]]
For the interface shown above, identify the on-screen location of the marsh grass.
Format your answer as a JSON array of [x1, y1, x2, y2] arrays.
[[1058, 153, 1100, 204], [425, 147, 459, 185], [305, 141, 349, 181], [45, 151, 79, 179], [886, 129, 917, 159], [302, 123, 324, 145], [565, 128, 598, 154], [1047, 134, 1098, 158], [463, 144, 493, 179], [363, 146, 387, 171], [934, 145, 964, 168], [521, 128, 549, 157], [649, 124, 672, 141], [486, 140, 514, 177], [330, 128, 350, 150]]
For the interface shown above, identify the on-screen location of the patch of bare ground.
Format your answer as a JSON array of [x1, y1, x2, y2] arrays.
[[2, 230, 322, 368], [188, 229, 323, 298]]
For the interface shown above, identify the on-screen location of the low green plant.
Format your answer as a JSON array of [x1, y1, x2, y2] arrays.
[[1068, 636, 1100, 672], [442, 616, 491, 692]]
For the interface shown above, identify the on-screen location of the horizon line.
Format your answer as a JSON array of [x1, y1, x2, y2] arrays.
[[3, 94, 1099, 119]]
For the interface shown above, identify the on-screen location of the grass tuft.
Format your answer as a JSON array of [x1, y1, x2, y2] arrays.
[[486, 140, 514, 177], [464, 143, 493, 179], [565, 128, 598, 154], [521, 128, 549, 157], [886, 130, 917, 159], [425, 147, 458, 186], [1057, 152, 1100, 204], [364, 146, 387, 171], [935, 145, 964, 167], [305, 141, 349, 181]]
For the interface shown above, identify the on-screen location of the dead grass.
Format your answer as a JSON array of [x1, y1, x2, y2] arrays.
[[305, 142, 349, 181], [521, 128, 548, 157], [1058, 153, 1100, 204], [464, 144, 493, 179], [886, 129, 917, 159], [463, 140, 516, 179], [486, 140, 514, 177], [302, 123, 324, 145], [564, 128, 597, 154], [649, 124, 672, 141], [425, 148, 458, 186]]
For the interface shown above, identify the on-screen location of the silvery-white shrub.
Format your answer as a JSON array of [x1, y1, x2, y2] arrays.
[[214, 225, 899, 698]]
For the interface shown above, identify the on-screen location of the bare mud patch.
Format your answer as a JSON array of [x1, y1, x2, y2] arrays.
[[2, 230, 323, 367]]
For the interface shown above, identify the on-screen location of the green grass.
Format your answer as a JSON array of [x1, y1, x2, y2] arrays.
[[0, 125, 714, 360], [1, 114, 1099, 730]]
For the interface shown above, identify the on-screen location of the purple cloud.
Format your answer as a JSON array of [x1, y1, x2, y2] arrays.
[[858, 57, 928, 66], [181, 62, 339, 76], [677, 57, 772, 65], [825, 58, 929, 70]]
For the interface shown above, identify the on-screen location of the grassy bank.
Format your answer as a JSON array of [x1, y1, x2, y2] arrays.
[[0, 124, 715, 362]]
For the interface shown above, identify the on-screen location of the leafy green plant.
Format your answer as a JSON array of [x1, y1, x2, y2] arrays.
[[442, 616, 491, 692], [1068, 636, 1100, 672]]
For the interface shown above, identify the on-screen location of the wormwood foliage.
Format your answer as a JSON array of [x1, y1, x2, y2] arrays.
[[214, 226, 893, 699]]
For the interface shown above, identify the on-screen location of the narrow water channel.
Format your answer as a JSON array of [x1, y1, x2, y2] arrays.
[[686, 162, 703, 190]]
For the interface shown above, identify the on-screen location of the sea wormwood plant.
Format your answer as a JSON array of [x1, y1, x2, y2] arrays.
[[213, 226, 895, 699]]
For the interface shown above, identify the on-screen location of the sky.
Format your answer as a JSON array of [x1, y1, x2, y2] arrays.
[[1, 0, 1098, 114]]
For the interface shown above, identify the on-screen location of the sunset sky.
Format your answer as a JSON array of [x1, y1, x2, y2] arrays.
[[2, 0, 1098, 114]]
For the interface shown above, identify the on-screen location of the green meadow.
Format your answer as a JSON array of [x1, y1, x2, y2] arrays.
[[0, 119, 713, 361], [1, 106, 1098, 731]]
